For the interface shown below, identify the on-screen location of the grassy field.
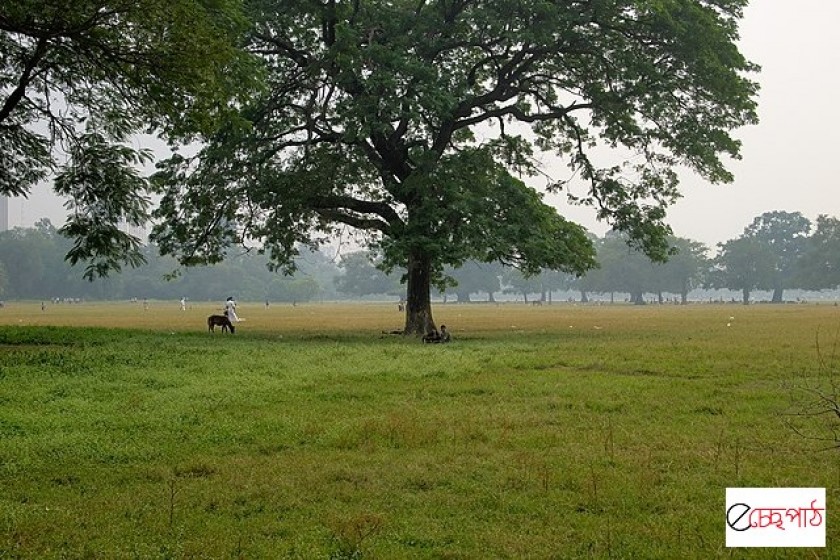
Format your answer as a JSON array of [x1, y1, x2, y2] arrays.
[[1, 300, 840, 558]]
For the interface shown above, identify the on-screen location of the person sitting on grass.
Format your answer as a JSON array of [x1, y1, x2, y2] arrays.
[[423, 325, 451, 343], [423, 328, 439, 343]]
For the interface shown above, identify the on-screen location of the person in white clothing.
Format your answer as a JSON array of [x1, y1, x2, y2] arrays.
[[224, 297, 239, 323]]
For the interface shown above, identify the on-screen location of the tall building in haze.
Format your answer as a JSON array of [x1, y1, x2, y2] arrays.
[[0, 196, 8, 232]]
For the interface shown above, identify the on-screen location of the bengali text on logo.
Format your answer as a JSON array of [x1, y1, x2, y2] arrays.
[[725, 488, 825, 547]]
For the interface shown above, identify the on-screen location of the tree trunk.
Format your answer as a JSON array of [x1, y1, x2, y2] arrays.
[[772, 286, 783, 303], [742, 287, 750, 305], [632, 290, 646, 305], [404, 251, 436, 335], [580, 290, 589, 303], [488, 291, 496, 303]]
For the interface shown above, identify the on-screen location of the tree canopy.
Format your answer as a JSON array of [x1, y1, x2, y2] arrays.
[[152, 0, 757, 333], [579, 233, 708, 304], [334, 250, 403, 298], [0, 220, 339, 301], [10, 0, 758, 332], [710, 236, 774, 304], [0, 0, 254, 277], [744, 211, 811, 302]]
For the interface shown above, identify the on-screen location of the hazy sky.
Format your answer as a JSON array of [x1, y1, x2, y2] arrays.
[[7, 1, 839, 250]]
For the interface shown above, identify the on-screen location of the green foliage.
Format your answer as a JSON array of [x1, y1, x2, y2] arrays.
[[798, 215, 840, 290], [710, 237, 775, 303], [443, 261, 505, 303], [151, 0, 758, 329], [334, 251, 404, 298], [0, 222, 63, 298], [0, 224, 339, 301], [0, 0, 257, 272], [501, 266, 575, 302], [580, 233, 709, 303], [650, 237, 711, 301], [54, 130, 153, 280], [712, 211, 811, 302]]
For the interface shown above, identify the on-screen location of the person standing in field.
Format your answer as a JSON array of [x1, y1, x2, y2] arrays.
[[224, 297, 240, 324], [180, 297, 187, 311]]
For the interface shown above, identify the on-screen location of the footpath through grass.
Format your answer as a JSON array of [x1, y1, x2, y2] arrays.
[[1, 302, 840, 558]]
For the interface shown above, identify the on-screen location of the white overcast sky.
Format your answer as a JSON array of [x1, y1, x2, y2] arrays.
[[7, 1, 839, 250]]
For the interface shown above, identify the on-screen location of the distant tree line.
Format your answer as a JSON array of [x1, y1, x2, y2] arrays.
[[332, 210, 840, 305], [1, 211, 839, 304], [0, 220, 338, 302], [711, 211, 839, 303]]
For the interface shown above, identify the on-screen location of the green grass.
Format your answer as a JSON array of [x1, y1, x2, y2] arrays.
[[1, 302, 840, 558]]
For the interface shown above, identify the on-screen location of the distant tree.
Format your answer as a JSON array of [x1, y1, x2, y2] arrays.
[[0, 0, 253, 277], [0, 225, 50, 297], [710, 236, 775, 304], [576, 233, 706, 304], [499, 266, 571, 303], [741, 211, 812, 302], [798, 215, 840, 290], [538, 269, 577, 303], [151, 0, 758, 334], [267, 276, 321, 303], [580, 234, 654, 304], [445, 261, 503, 303], [653, 237, 710, 304], [501, 268, 543, 303], [293, 249, 342, 300], [0, 222, 339, 301], [335, 251, 403, 298]]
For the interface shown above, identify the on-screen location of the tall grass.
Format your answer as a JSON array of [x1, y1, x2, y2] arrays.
[[1, 302, 838, 558]]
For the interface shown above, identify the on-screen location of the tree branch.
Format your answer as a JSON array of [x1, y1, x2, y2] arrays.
[[251, 31, 310, 67], [454, 100, 594, 129], [314, 208, 392, 234], [0, 35, 50, 124], [312, 195, 403, 231]]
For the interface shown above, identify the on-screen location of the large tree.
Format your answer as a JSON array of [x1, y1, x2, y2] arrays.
[[444, 261, 504, 303], [0, 0, 252, 277], [741, 211, 811, 302], [577, 233, 707, 303], [653, 237, 709, 304], [152, 0, 758, 334], [587, 233, 655, 304], [710, 236, 775, 304]]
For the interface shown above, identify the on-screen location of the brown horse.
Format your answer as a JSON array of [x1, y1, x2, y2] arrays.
[[207, 314, 235, 334]]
